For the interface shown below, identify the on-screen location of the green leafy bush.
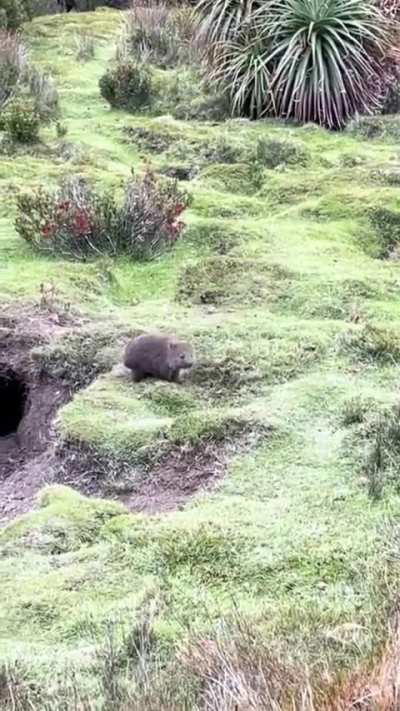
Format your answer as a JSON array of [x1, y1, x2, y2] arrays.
[[15, 170, 191, 260], [99, 61, 154, 112], [0, 0, 30, 30], [3, 100, 40, 142]]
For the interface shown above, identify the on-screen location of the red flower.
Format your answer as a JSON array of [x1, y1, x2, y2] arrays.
[[41, 223, 55, 238], [72, 209, 91, 236], [174, 203, 185, 216]]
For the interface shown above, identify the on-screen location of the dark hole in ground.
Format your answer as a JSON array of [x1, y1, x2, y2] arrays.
[[0, 370, 27, 437]]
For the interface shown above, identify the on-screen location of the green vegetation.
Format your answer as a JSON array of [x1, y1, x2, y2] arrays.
[[2, 99, 40, 142], [0, 0, 30, 30], [99, 60, 154, 112], [2, 7, 400, 709]]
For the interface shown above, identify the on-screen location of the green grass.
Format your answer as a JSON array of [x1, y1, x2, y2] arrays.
[[2, 8, 400, 708]]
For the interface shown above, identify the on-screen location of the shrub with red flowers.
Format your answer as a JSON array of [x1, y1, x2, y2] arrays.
[[15, 170, 191, 260]]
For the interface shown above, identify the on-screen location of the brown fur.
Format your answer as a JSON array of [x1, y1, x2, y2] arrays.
[[123, 333, 194, 383]]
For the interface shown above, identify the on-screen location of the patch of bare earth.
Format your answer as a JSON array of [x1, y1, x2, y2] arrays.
[[57, 440, 236, 514], [123, 443, 227, 513], [0, 306, 75, 523]]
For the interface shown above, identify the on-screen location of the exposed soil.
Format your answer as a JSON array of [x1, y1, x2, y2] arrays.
[[0, 307, 74, 523], [124, 443, 227, 513], [56, 440, 231, 514]]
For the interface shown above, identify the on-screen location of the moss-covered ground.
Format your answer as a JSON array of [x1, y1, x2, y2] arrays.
[[2, 9, 400, 707]]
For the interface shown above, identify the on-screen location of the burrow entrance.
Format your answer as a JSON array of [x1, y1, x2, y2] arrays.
[[0, 311, 72, 524], [0, 369, 28, 437]]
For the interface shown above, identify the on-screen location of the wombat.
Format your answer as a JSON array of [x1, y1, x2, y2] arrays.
[[124, 333, 194, 383]]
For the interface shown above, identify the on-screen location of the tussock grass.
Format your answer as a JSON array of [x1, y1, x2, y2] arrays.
[[338, 322, 400, 365], [176, 256, 292, 306]]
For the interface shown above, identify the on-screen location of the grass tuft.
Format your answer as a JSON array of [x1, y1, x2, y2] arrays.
[[177, 257, 291, 306], [338, 322, 400, 365]]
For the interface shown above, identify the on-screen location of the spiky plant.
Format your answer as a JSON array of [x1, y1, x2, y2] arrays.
[[199, 0, 392, 128], [196, 0, 261, 45], [206, 23, 274, 117], [265, 0, 389, 128]]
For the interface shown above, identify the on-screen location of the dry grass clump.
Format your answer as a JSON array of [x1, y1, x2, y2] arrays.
[[178, 621, 309, 711], [362, 404, 400, 499], [74, 31, 96, 63], [177, 256, 291, 306], [338, 322, 400, 365], [342, 400, 400, 499], [1, 609, 400, 710], [0, 31, 28, 110], [328, 613, 400, 711], [340, 395, 379, 426], [120, 0, 198, 68]]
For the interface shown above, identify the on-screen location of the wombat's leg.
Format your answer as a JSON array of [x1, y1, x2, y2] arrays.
[[132, 369, 144, 382], [159, 366, 173, 382], [170, 369, 182, 383]]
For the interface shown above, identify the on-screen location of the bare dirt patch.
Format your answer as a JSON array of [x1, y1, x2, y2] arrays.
[[56, 441, 228, 514], [0, 307, 74, 523], [56, 424, 270, 515]]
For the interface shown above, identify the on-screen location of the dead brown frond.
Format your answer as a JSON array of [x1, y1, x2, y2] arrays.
[[178, 617, 316, 711], [329, 613, 400, 710]]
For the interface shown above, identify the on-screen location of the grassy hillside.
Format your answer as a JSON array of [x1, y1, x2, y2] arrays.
[[2, 9, 400, 709]]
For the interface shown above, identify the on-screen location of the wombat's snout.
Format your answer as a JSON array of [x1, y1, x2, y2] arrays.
[[181, 351, 194, 368]]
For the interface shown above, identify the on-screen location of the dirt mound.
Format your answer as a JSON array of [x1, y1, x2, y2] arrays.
[[56, 421, 270, 514], [57, 441, 227, 514], [0, 308, 73, 523]]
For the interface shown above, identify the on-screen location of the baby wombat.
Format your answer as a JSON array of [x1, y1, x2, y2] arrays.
[[124, 333, 194, 383]]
